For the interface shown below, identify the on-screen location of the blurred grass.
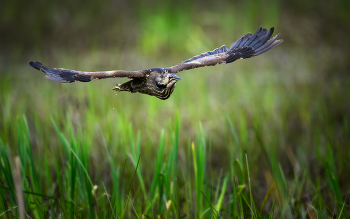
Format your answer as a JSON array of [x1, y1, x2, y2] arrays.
[[1, 0, 350, 217]]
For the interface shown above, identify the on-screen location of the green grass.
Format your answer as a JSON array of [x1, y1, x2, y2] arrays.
[[1, 87, 349, 218], [1, 49, 350, 218], [1, 0, 350, 217], [1, 48, 350, 218]]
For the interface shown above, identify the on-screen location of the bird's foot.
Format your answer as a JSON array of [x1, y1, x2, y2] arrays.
[[112, 84, 122, 91], [113, 82, 132, 92]]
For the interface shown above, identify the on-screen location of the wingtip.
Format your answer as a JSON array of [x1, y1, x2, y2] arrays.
[[274, 33, 282, 43], [276, 39, 283, 45], [28, 61, 42, 70]]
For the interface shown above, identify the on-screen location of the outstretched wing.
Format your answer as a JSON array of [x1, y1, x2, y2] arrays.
[[28, 61, 148, 83], [166, 27, 282, 74]]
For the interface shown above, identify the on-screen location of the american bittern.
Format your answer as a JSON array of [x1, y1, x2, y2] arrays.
[[29, 27, 282, 100]]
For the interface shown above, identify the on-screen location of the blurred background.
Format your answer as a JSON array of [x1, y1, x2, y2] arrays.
[[1, 0, 350, 216]]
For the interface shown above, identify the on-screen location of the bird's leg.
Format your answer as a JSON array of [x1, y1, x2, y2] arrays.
[[112, 83, 123, 91], [112, 81, 133, 92]]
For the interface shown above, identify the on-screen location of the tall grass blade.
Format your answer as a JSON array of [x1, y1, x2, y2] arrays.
[[215, 174, 228, 214], [13, 157, 25, 219], [122, 155, 141, 218], [245, 152, 256, 219], [51, 117, 93, 188]]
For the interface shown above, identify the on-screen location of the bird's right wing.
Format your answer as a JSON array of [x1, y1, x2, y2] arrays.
[[166, 27, 282, 74], [28, 61, 148, 83]]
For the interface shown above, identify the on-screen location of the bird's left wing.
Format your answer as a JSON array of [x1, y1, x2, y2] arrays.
[[28, 61, 148, 83], [166, 27, 282, 74]]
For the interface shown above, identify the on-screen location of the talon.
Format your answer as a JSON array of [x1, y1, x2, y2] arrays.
[[112, 84, 122, 91]]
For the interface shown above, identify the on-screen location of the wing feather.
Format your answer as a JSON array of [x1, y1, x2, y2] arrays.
[[28, 61, 147, 83], [166, 27, 282, 74], [181, 45, 229, 64]]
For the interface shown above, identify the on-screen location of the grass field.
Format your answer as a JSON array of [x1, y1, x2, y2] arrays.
[[1, 48, 350, 218], [1, 0, 350, 218]]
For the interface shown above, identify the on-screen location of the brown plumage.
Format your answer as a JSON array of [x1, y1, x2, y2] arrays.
[[29, 27, 282, 100]]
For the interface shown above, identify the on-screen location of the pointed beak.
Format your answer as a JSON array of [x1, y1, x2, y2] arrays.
[[170, 74, 181, 81]]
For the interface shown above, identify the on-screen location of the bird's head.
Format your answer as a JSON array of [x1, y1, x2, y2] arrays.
[[155, 73, 181, 89]]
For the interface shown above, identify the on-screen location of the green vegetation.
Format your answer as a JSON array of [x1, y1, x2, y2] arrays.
[[1, 0, 350, 218]]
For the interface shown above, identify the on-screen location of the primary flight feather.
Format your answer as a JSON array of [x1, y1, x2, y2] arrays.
[[29, 27, 282, 100]]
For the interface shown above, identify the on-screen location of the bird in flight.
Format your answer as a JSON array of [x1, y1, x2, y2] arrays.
[[29, 27, 282, 100]]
